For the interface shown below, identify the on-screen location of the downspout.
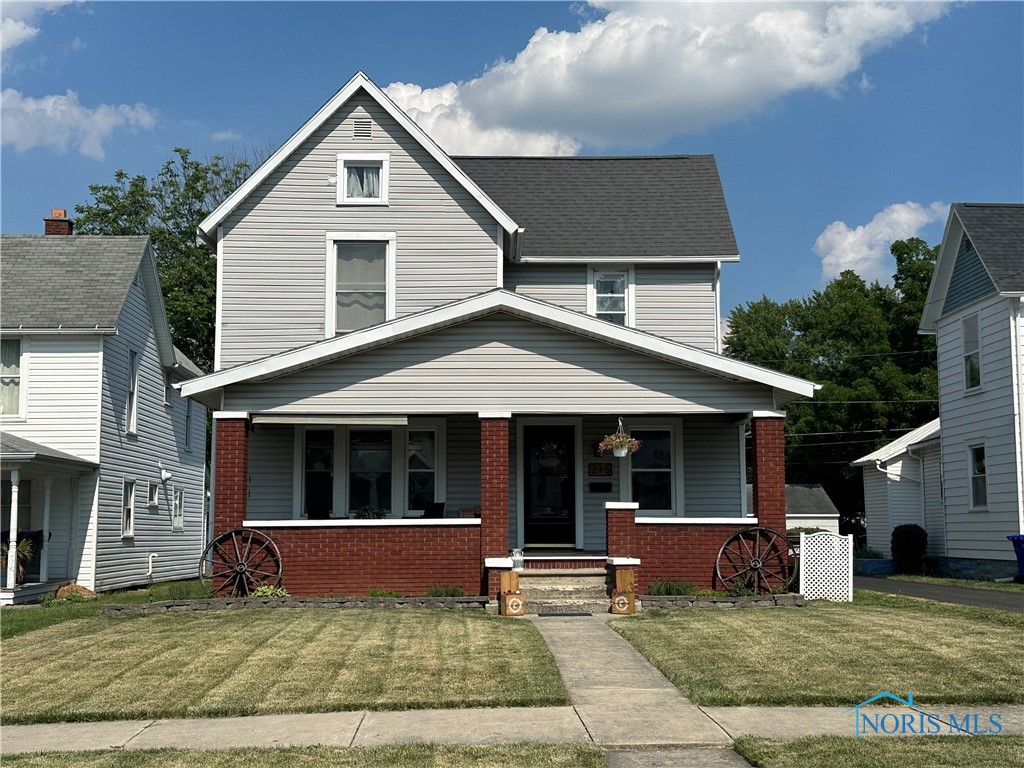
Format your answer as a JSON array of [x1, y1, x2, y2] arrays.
[[1011, 298, 1024, 535], [906, 444, 928, 543]]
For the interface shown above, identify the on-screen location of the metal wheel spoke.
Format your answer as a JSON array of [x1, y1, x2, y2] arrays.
[[200, 528, 283, 598]]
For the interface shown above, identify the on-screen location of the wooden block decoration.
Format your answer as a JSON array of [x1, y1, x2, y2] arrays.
[[611, 591, 635, 615], [500, 571, 520, 594], [501, 592, 525, 616], [615, 569, 635, 594]]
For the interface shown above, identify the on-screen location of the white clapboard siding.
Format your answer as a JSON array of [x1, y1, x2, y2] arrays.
[[504, 263, 588, 314], [886, 458, 926, 531], [863, 470, 890, 556], [634, 264, 718, 350], [936, 295, 1019, 561], [225, 314, 776, 415], [95, 274, 208, 592], [219, 93, 501, 369], [920, 443, 945, 556], [683, 416, 743, 517], [3, 336, 102, 462]]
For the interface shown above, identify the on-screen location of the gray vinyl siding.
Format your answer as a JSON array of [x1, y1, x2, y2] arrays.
[[683, 415, 743, 516], [920, 443, 945, 556], [936, 294, 1020, 561], [581, 416, 620, 550], [863, 470, 890, 556], [3, 336, 102, 462], [504, 263, 588, 313], [219, 92, 501, 369], [225, 313, 776, 415], [634, 264, 718, 349], [246, 425, 294, 520], [943, 235, 997, 315], [95, 274, 208, 592]]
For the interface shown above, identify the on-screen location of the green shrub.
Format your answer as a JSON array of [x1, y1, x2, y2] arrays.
[[854, 548, 885, 559], [424, 585, 464, 597], [647, 579, 698, 596], [891, 524, 928, 574], [167, 582, 194, 600], [725, 584, 756, 597], [368, 588, 401, 598], [38, 594, 55, 608], [251, 585, 290, 598]]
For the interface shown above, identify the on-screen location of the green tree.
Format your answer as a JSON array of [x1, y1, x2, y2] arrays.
[[75, 147, 260, 372], [725, 240, 939, 536]]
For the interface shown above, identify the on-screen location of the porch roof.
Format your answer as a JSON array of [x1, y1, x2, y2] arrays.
[[0, 432, 98, 471]]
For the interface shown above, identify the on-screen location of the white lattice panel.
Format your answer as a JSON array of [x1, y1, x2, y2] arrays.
[[799, 532, 853, 602]]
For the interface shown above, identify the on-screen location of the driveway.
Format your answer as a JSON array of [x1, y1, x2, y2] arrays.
[[854, 576, 1024, 613]]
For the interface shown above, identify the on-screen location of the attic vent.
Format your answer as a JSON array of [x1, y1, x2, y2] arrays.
[[353, 119, 372, 140]]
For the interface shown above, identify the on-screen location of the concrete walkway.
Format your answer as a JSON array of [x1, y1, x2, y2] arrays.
[[854, 576, 1024, 613]]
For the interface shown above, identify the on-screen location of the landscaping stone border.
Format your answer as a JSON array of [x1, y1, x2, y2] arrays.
[[638, 593, 804, 610], [103, 595, 488, 615]]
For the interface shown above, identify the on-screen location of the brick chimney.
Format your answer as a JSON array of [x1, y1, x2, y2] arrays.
[[43, 208, 74, 236]]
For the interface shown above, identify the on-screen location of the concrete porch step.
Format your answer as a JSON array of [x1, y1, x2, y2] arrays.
[[527, 598, 611, 615], [519, 583, 610, 601]]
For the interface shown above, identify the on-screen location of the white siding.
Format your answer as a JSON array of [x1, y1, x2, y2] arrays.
[[937, 295, 1020, 561], [219, 93, 501, 369], [225, 313, 777, 415], [683, 415, 743, 516], [504, 263, 588, 313], [96, 274, 208, 592], [920, 443, 945, 556], [886, 458, 925, 531], [863, 469, 890, 556], [634, 264, 718, 349], [2, 336, 102, 462]]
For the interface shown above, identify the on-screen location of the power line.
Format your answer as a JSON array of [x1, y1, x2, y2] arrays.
[[790, 399, 939, 405], [744, 349, 934, 366], [786, 438, 896, 448], [785, 427, 918, 438]]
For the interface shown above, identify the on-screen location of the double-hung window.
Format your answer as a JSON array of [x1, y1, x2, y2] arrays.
[[969, 444, 987, 510], [172, 488, 185, 531], [326, 233, 396, 335], [0, 338, 22, 416], [407, 429, 439, 512], [126, 349, 140, 434], [336, 152, 390, 205], [963, 314, 981, 391], [629, 429, 673, 514], [122, 480, 135, 538], [588, 266, 634, 326]]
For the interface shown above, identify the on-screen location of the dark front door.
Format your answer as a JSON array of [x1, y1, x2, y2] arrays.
[[523, 425, 576, 547]]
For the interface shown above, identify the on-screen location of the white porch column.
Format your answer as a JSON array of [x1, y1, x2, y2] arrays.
[[41, 476, 52, 582], [6, 468, 20, 587]]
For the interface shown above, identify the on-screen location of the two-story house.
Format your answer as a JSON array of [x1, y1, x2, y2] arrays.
[[181, 72, 816, 600], [855, 203, 1024, 579], [1, 217, 209, 604]]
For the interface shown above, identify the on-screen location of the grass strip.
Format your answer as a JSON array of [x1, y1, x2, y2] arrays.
[[734, 735, 1024, 768]]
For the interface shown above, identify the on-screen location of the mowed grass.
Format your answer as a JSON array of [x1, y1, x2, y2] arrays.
[[1, 610, 569, 724], [0, 744, 605, 768], [613, 591, 1024, 706], [887, 574, 1024, 593], [734, 735, 1024, 768]]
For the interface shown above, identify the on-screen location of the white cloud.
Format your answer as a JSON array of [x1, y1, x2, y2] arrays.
[[1, 2, 74, 54], [1, 88, 157, 160], [212, 129, 243, 142], [385, 1, 949, 154], [814, 201, 947, 282]]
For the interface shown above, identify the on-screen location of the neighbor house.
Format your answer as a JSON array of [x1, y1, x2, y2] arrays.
[[1, 217, 209, 603], [181, 72, 817, 599], [855, 203, 1024, 578]]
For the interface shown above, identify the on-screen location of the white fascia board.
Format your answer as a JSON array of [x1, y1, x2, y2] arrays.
[[199, 72, 517, 242], [850, 418, 941, 466], [919, 206, 959, 333], [521, 255, 740, 264], [0, 327, 117, 335], [182, 290, 818, 399], [139, 243, 177, 369]]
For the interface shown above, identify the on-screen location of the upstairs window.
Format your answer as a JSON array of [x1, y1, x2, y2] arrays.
[[588, 266, 634, 326], [184, 399, 193, 450], [172, 488, 185, 531], [327, 233, 396, 335], [337, 153, 389, 205], [963, 314, 981, 391], [969, 444, 987, 509], [122, 479, 135, 538], [0, 339, 22, 416], [126, 349, 140, 434]]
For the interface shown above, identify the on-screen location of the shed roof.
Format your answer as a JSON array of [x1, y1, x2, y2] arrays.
[[453, 155, 739, 262], [851, 419, 941, 467]]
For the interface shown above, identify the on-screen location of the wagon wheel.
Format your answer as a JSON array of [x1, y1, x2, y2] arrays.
[[715, 526, 794, 596], [199, 528, 283, 597]]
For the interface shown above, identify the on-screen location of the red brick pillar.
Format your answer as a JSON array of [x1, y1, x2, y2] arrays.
[[214, 417, 249, 537], [606, 502, 638, 557], [481, 417, 510, 598], [751, 416, 786, 533]]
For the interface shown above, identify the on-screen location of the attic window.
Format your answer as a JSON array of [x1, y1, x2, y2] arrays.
[[353, 120, 372, 140], [336, 152, 390, 205]]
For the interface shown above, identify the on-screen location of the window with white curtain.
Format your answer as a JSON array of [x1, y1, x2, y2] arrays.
[[337, 153, 390, 204], [172, 488, 185, 531], [335, 242, 387, 332], [126, 349, 140, 434], [0, 339, 22, 416]]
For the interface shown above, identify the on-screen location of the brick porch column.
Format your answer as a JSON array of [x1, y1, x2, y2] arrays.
[[751, 415, 786, 532], [213, 415, 249, 538], [480, 416, 510, 598], [605, 502, 638, 558]]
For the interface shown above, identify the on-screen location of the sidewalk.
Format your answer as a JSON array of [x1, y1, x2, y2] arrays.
[[2, 614, 1022, 761]]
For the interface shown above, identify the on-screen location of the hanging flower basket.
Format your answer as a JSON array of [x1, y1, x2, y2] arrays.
[[598, 419, 641, 457]]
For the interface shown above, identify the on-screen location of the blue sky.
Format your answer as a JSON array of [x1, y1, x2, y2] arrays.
[[2, 1, 1022, 315]]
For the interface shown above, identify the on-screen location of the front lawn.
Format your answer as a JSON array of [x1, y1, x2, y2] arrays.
[[0, 610, 569, 724], [0, 744, 605, 768], [613, 590, 1023, 706], [887, 575, 1024, 593], [735, 735, 1024, 768]]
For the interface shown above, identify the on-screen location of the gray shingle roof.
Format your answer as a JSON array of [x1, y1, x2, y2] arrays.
[[0, 431, 98, 467], [453, 156, 739, 261], [954, 203, 1024, 292], [0, 235, 149, 329], [745, 483, 840, 517]]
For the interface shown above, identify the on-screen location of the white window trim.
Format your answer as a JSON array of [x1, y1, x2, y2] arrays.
[[968, 442, 988, 511], [148, 481, 161, 508], [962, 313, 982, 393], [122, 478, 136, 539], [292, 421, 447, 520], [336, 152, 390, 205], [586, 264, 635, 327], [324, 231, 397, 339], [620, 419, 685, 517], [172, 487, 185, 531], [126, 349, 140, 435], [0, 336, 28, 420]]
